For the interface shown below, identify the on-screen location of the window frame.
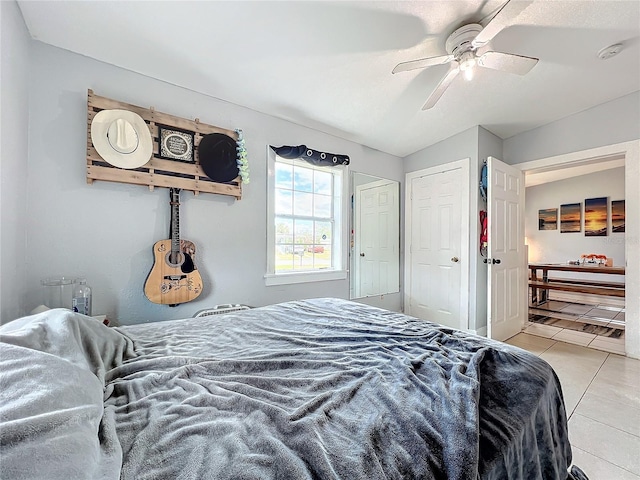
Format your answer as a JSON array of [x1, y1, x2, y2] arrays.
[[265, 147, 348, 286]]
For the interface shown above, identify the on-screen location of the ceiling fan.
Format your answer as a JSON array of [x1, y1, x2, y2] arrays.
[[392, 0, 539, 110]]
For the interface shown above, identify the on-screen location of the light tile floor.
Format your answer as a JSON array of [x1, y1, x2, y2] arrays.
[[505, 333, 640, 479], [534, 300, 626, 326], [527, 300, 626, 354]]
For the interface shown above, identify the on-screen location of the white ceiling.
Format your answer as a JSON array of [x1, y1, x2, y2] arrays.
[[17, 0, 640, 158]]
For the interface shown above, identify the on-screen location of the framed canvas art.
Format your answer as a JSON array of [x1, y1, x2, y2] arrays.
[[612, 200, 625, 233], [538, 208, 558, 230], [585, 197, 608, 236], [560, 203, 581, 233]]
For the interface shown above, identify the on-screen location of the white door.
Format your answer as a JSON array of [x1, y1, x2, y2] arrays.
[[406, 163, 468, 330], [487, 156, 526, 341], [354, 180, 399, 297]]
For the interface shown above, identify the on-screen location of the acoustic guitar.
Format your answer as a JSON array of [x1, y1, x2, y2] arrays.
[[144, 188, 203, 306]]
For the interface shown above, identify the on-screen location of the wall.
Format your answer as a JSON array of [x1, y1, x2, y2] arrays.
[[0, 1, 30, 323], [526, 167, 625, 270], [403, 125, 489, 333], [22, 41, 403, 325], [402, 95, 639, 344], [505, 93, 639, 358], [625, 142, 640, 359], [403, 126, 478, 173], [504, 91, 640, 165]]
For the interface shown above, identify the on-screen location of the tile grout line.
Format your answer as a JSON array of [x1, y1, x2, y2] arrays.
[[534, 339, 557, 357], [568, 353, 609, 420], [509, 330, 558, 354], [571, 443, 640, 478], [571, 412, 640, 475], [528, 302, 625, 349], [574, 410, 640, 440], [528, 321, 624, 354], [578, 386, 640, 412]]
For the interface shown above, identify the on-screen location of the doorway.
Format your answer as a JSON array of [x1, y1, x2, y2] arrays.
[[352, 176, 400, 299], [402, 141, 638, 358], [518, 141, 639, 357]]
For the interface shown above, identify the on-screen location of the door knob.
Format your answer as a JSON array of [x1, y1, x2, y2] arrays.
[[360, 253, 365, 257], [492, 258, 501, 264], [451, 256, 459, 263]]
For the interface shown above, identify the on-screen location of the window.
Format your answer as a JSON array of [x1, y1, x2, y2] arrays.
[[266, 149, 346, 285]]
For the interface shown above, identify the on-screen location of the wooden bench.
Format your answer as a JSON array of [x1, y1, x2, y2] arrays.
[[528, 280, 625, 306], [541, 277, 625, 290], [528, 263, 626, 306]]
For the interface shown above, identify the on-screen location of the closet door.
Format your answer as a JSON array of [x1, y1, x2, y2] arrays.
[[405, 161, 468, 330]]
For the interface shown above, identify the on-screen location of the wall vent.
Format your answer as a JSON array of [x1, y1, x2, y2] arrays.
[[193, 304, 251, 318]]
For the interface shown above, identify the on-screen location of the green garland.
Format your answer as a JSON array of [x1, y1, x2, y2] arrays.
[[235, 129, 250, 184]]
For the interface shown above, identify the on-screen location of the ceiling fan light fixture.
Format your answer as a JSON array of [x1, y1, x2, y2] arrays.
[[392, 0, 539, 110], [459, 51, 477, 81]]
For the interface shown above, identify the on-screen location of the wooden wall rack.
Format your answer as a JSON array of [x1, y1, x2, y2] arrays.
[[86, 89, 242, 199]]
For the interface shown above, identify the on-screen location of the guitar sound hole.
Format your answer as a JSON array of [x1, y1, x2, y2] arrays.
[[166, 251, 184, 267]]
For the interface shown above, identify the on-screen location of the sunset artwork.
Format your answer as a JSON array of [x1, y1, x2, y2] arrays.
[[538, 208, 557, 230], [612, 200, 625, 233], [560, 203, 581, 233], [584, 197, 608, 236]]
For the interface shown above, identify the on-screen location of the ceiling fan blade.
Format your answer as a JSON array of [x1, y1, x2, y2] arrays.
[[478, 51, 539, 75], [472, 0, 533, 48], [422, 64, 460, 110], [392, 54, 454, 74]]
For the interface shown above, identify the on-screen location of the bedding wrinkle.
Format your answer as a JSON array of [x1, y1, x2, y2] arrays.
[[1, 309, 133, 480], [106, 299, 498, 479], [1, 299, 582, 480], [476, 347, 571, 480]]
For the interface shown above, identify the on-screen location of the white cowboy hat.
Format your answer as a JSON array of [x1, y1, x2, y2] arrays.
[[90, 109, 152, 169]]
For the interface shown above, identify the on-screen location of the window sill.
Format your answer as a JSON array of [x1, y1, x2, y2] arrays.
[[264, 270, 347, 286]]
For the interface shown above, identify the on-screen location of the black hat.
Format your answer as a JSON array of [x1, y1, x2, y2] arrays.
[[198, 133, 239, 183]]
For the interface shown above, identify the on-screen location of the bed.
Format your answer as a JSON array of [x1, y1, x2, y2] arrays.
[[0, 298, 587, 479]]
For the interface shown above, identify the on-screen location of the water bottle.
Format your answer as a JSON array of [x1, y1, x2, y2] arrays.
[[72, 278, 92, 316]]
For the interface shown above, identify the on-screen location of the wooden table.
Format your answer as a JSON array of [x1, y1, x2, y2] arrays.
[[528, 263, 626, 305]]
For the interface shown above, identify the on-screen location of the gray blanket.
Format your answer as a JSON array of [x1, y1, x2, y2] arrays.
[[1, 298, 583, 479], [0, 309, 134, 479]]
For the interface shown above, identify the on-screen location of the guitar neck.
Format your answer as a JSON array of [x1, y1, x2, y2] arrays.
[[169, 188, 181, 253]]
